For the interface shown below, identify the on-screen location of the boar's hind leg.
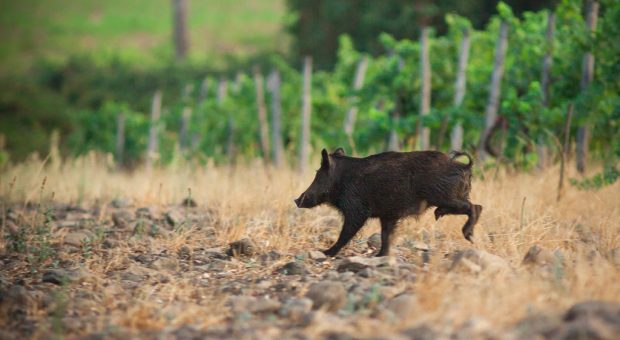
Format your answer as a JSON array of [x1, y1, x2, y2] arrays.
[[323, 213, 368, 257], [431, 200, 482, 243], [377, 217, 397, 257]]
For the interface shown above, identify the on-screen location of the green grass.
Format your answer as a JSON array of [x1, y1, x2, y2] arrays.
[[0, 0, 287, 73]]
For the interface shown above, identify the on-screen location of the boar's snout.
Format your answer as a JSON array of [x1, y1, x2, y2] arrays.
[[294, 192, 309, 208]]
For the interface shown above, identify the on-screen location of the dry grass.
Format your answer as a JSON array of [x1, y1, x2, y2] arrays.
[[1, 152, 619, 338]]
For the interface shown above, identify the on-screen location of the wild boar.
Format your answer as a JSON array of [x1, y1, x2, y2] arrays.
[[294, 148, 482, 257]]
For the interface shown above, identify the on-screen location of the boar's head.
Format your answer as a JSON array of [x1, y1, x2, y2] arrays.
[[294, 148, 344, 208]]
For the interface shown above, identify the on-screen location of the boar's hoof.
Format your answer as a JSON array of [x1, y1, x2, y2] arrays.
[[322, 248, 339, 257], [462, 228, 474, 243], [434, 207, 447, 221]]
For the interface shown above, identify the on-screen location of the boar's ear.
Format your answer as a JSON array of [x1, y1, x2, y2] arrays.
[[321, 149, 329, 168], [333, 147, 345, 157]]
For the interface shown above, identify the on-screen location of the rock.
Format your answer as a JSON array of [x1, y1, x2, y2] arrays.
[[367, 233, 382, 249], [169, 325, 207, 339], [110, 198, 131, 208], [522, 244, 557, 267], [385, 294, 417, 317], [64, 232, 90, 247], [259, 250, 282, 262], [564, 301, 620, 326], [42, 269, 89, 285], [555, 317, 618, 340], [165, 210, 185, 227], [449, 248, 510, 273], [453, 317, 497, 340], [0, 284, 33, 306], [401, 325, 437, 340], [278, 262, 310, 276], [229, 296, 281, 314], [136, 206, 159, 220], [208, 259, 240, 271], [609, 248, 620, 266], [308, 250, 327, 261], [132, 219, 165, 238], [305, 281, 347, 312], [181, 197, 198, 207], [279, 298, 313, 321], [149, 257, 179, 271], [228, 238, 257, 257], [177, 246, 192, 260], [336, 256, 397, 273], [409, 241, 430, 252], [112, 210, 133, 229], [511, 313, 562, 339]]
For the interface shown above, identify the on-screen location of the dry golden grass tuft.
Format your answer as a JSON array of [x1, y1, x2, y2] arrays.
[[1, 153, 619, 338]]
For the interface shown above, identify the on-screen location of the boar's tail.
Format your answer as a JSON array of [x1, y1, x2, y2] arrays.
[[450, 151, 473, 170]]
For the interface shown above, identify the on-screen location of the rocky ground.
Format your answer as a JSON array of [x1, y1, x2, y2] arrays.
[[1, 200, 620, 339]]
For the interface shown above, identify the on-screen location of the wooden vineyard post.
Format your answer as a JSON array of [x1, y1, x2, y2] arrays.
[[116, 112, 125, 168], [179, 84, 193, 151], [197, 77, 209, 106], [449, 29, 471, 152], [268, 69, 284, 167], [253, 67, 270, 162], [179, 107, 192, 151], [537, 11, 556, 169], [343, 56, 369, 146], [388, 101, 401, 152], [146, 90, 162, 171], [478, 21, 509, 160], [541, 12, 555, 107], [576, 0, 599, 174], [558, 104, 574, 201], [418, 27, 431, 150], [299, 56, 312, 173], [171, 0, 189, 61], [217, 77, 235, 162]]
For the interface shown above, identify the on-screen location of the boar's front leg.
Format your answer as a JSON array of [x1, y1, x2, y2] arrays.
[[323, 211, 368, 257], [377, 217, 397, 257]]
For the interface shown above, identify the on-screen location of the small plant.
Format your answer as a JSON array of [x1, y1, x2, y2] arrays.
[[570, 164, 620, 190], [50, 288, 68, 339]]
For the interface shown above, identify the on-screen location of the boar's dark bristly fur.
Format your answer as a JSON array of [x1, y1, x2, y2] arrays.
[[294, 148, 482, 257]]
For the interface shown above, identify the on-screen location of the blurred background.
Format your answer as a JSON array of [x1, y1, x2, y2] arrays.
[[0, 0, 618, 175]]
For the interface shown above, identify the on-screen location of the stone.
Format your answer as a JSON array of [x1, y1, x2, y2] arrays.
[[110, 198, 131, 208], [522, 244, 557, 267], [336, 256, 397, 273], [177, 245, 192, 260], [308, 250, 327, 261], [112, 210, 133, 229], [165, 210, 185, 227], [229, 296, 281, 314], [401, 325, 437, 340], [135, 206, 160, 220], [367, 233, 382, 249], [511, 313, 562, 339], [259, 250, 282, 262], [149, 257, 179, 271], [609, 248, 620, 266], [278, 262, 310, 276], [305, 281, 347, 312], [228, 238, 257, 257], [42, 269, 89, 285], [555, 317, 618, 340], [64, 232, 90, 247], [385, 294, 417, 317], [279, 298, 313, 321], [449, 248, 510, 273], [564, 300, 620, 326]]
